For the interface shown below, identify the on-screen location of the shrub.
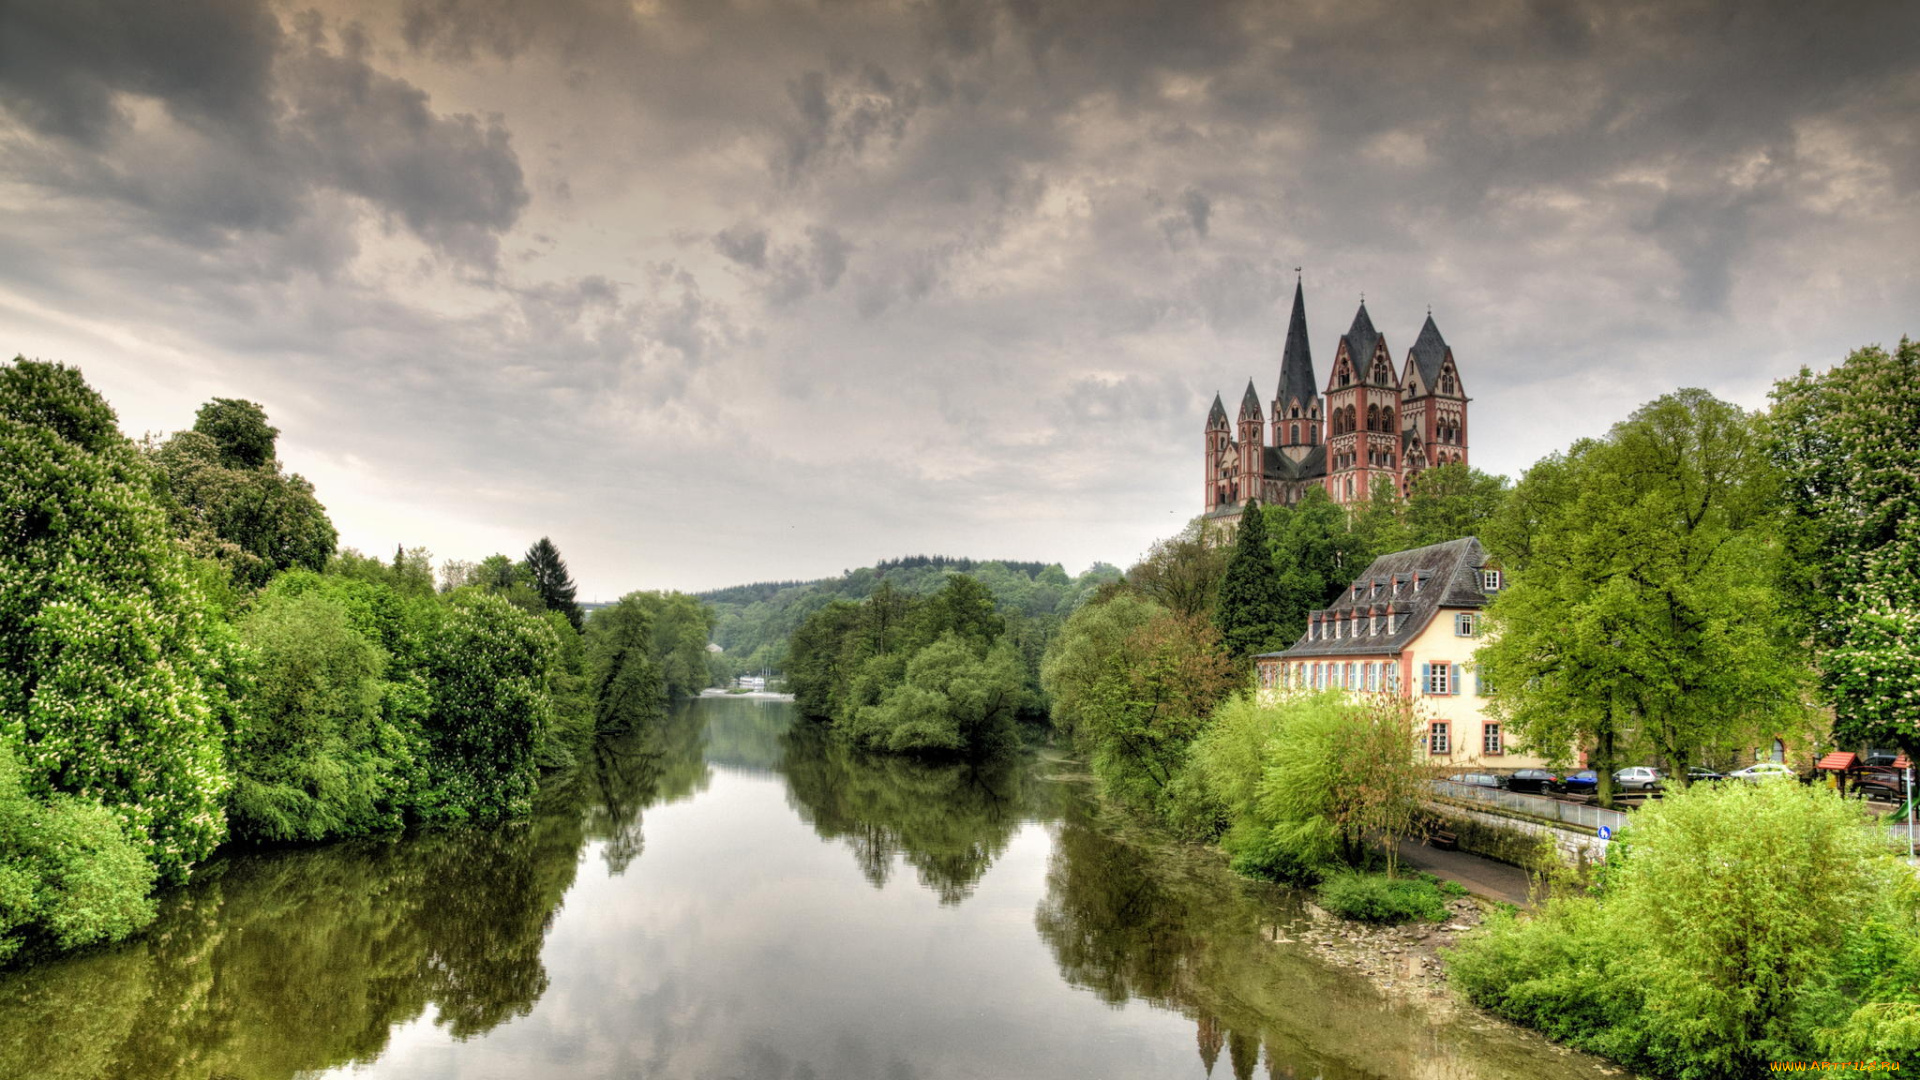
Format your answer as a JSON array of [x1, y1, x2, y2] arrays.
[[1448, 780, 1903, 1077], [1316, 871, 1450, 924], [417, 590, 558, 822], [0, 747, 157, 963]]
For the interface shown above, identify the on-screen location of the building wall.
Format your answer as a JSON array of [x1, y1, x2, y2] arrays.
[[1254, 605, 1554, 773]]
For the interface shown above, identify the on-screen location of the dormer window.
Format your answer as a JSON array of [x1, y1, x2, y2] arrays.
[[1482, 568, 1502, 591], [1412, 574, 1424, 593]]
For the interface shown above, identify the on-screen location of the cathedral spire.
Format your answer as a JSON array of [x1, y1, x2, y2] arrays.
[[1408, 312, 1450, 389], [1275, 278, 1318, 414], [1238, 379, 1263, 421], [1207, 392, 1229, 428]]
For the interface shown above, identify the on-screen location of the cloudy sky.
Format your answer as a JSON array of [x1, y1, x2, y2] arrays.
[[2, 0, 1914, 597]]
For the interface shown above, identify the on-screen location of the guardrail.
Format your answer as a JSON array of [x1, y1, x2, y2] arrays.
[[1430, 780, 1630, 835]]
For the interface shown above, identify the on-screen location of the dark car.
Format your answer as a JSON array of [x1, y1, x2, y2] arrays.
[[1686, 767, 1724, 784], [1559, 770, 1599, 796], [1506, 769, 1560, 795]]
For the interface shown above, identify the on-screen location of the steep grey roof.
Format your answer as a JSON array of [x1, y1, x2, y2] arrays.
[[1239, 379, 1263, 420], [1408, 314, 1450, 391], [1275, 536, 1493, 659], [1275, 280, 1319, 413], [1262, 444, 1327, 482], [1207, 393, 1229, 428], [1338, 302, 1381, 381]]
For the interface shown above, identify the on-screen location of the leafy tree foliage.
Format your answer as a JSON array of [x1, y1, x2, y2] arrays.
[[0, 359, 230, 881], [1042, 594, 1238, 816], [228, 585, 419, 842], [1476, 389, 1805, 803], [146, 400, 337, 591], [787, 574, 1038, 756], [1264, 489, 1370, 648], [584, 595, 666, 733], [1769, 338, 1920, 753], [415, 591, 558, 823], [1125, 520, 1229, 620], [1212, 498, 1290, 661], [522, 537, 583, 630], [0, 746, 157, 963], [1174, 692, 1429, 883], [1452, 782, 1904, 1076]]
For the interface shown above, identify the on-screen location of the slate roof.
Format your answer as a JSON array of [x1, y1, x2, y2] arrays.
[[1275, 280, 1319, 413], [1338, 302, 1381, 380], [1262, 444, 1327, 482], [1408, 314, 1450, 391], [1239, 379, 1263, 420], [1268, 536, 1493, 659], [1207, 393, 1229, 428]]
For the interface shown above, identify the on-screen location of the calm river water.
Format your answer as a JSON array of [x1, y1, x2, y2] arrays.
[[0, 696, 1614, 1080]]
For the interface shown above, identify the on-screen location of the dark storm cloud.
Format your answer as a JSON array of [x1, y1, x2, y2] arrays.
[[2, 0, 1915, 593], [0, 0, 527, 268]]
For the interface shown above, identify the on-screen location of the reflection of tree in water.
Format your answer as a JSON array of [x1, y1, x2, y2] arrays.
[[0, 705, 720, 1080], [561, 702, 713, 874], [1034, 798, 1579, 1080], [779, 722, 1030, 904]]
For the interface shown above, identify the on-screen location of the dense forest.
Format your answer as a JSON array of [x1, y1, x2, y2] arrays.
[[0, 359, 723, 965]]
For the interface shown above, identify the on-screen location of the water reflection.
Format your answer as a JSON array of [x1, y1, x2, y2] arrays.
[[0, 697, 1613, 1080]]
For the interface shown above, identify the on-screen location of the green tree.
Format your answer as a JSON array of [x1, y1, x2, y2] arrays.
[[191, 398, 277, 469], [0, 359, 230, 881], [844, 635, 1026, 756], [1126, 520, 1229, 620], [1043, 594, 1238, 816], [417, 591, 558, 823], [523, 537, 583, 630], [585, 595, 666, 733], [1477, 389, 1805, 805], [1266, 488, 1370, 647], [1401, 464, 1510, 549], [1768, 338, 1920, 753], [229, 586, 416, 842], [1213, 498, 1287, 660]]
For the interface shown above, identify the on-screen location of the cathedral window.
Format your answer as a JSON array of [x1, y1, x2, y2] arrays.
[[1291, 423, 1300, 443], [1309, 424, 1317, 442], [1383, 406, 1394, 431], [1367, 404, 1379, 431]]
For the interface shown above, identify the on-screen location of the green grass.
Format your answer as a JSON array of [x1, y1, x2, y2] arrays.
[[1316, 870, 1454, 924]]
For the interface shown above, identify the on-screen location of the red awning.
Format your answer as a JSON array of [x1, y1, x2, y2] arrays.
[[1897, 755, 1913, 770], [1816, 751, 1858, 771]]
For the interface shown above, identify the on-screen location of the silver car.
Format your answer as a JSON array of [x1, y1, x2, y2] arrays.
[[1727, 762, 1798, 784], [1614, 766, 1664, 793]]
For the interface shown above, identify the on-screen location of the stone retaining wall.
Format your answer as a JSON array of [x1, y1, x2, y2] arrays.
[[1425, 798, 1611, 873]]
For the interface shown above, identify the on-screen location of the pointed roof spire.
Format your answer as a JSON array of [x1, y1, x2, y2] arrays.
[[1207, 392, 1229, 428], [1341, 300, 1380, 375], [1275, 277, 1319, 414], [1238, 378, 1263, 421], [1409, 313, 1450, 388]]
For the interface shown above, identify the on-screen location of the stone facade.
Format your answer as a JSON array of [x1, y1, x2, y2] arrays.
[[1204, 280, 1471, 522]]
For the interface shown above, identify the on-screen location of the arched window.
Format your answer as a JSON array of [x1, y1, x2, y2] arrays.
[[1382, 406, 1394, 432], [1770, 738, 1785, 764], [1367, 404, 1380, 431], [1309, 424, 1318, 443], [1291, 422, 1300, 443], [1345, 404, 1357, 433]]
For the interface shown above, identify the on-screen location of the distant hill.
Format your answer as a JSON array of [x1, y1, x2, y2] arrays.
[[698, 556, 1121, 676]]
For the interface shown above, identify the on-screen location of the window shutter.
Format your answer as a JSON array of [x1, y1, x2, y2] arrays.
[[1473, 670, 1482, 697], [1451, 664, 1462, 696], [1420, 663, 1430, 694]]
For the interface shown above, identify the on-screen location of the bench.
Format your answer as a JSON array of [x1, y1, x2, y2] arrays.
[[1431, 829, 1459, 851]]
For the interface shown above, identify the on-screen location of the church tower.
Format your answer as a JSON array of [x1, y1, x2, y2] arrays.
[[1400, 314, 1469, 486], [1236, 380, 1264, 505], [1322, 302, 1400, 505], [1270, 278, 1322, 469], [1204, 393, 1233, 512]]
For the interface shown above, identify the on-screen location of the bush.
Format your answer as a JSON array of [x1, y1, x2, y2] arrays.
[[0, 747, 157, 963], [1316, 871, 1450, 924], [844, 635, 1025, 756], [417, 590, 558, 823], [1448, 780, 1905, 1077]]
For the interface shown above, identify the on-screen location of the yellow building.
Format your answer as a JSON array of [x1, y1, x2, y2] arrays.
[[1254, 536, 1552, 771]]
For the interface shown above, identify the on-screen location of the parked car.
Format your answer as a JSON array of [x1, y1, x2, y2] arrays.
[[1446, 772, 1505, 790], [1867, 752, 1901, 767], [1686, 767, 1724, 784], [1558, 770, 1599, 796], [1614, 766, 1665, 793], [1506, 769, 1560, 795], [1727, 762, 1798, 784]]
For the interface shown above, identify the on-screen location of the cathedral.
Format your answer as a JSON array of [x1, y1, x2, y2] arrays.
[[1204, 280, 1470, 519]]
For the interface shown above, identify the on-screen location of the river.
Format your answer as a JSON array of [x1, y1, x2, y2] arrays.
[[0, 695, 1615, 1080]]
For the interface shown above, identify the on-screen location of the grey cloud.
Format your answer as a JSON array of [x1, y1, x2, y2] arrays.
[[0, 1, 527, 270], [716, 224, 856, 307]]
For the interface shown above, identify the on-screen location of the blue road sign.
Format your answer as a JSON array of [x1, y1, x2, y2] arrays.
[[1597, 825, 1613, 840]]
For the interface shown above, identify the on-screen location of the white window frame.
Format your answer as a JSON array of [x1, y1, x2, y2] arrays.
[[1482, 568, 1502, 591], [1386, 665, 1401, 693], [1483, 723, 1502, 756], [1429, 722, 1450, 755], [1455, 612, 1476, 637], [1426, 664, 1451, 695]]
